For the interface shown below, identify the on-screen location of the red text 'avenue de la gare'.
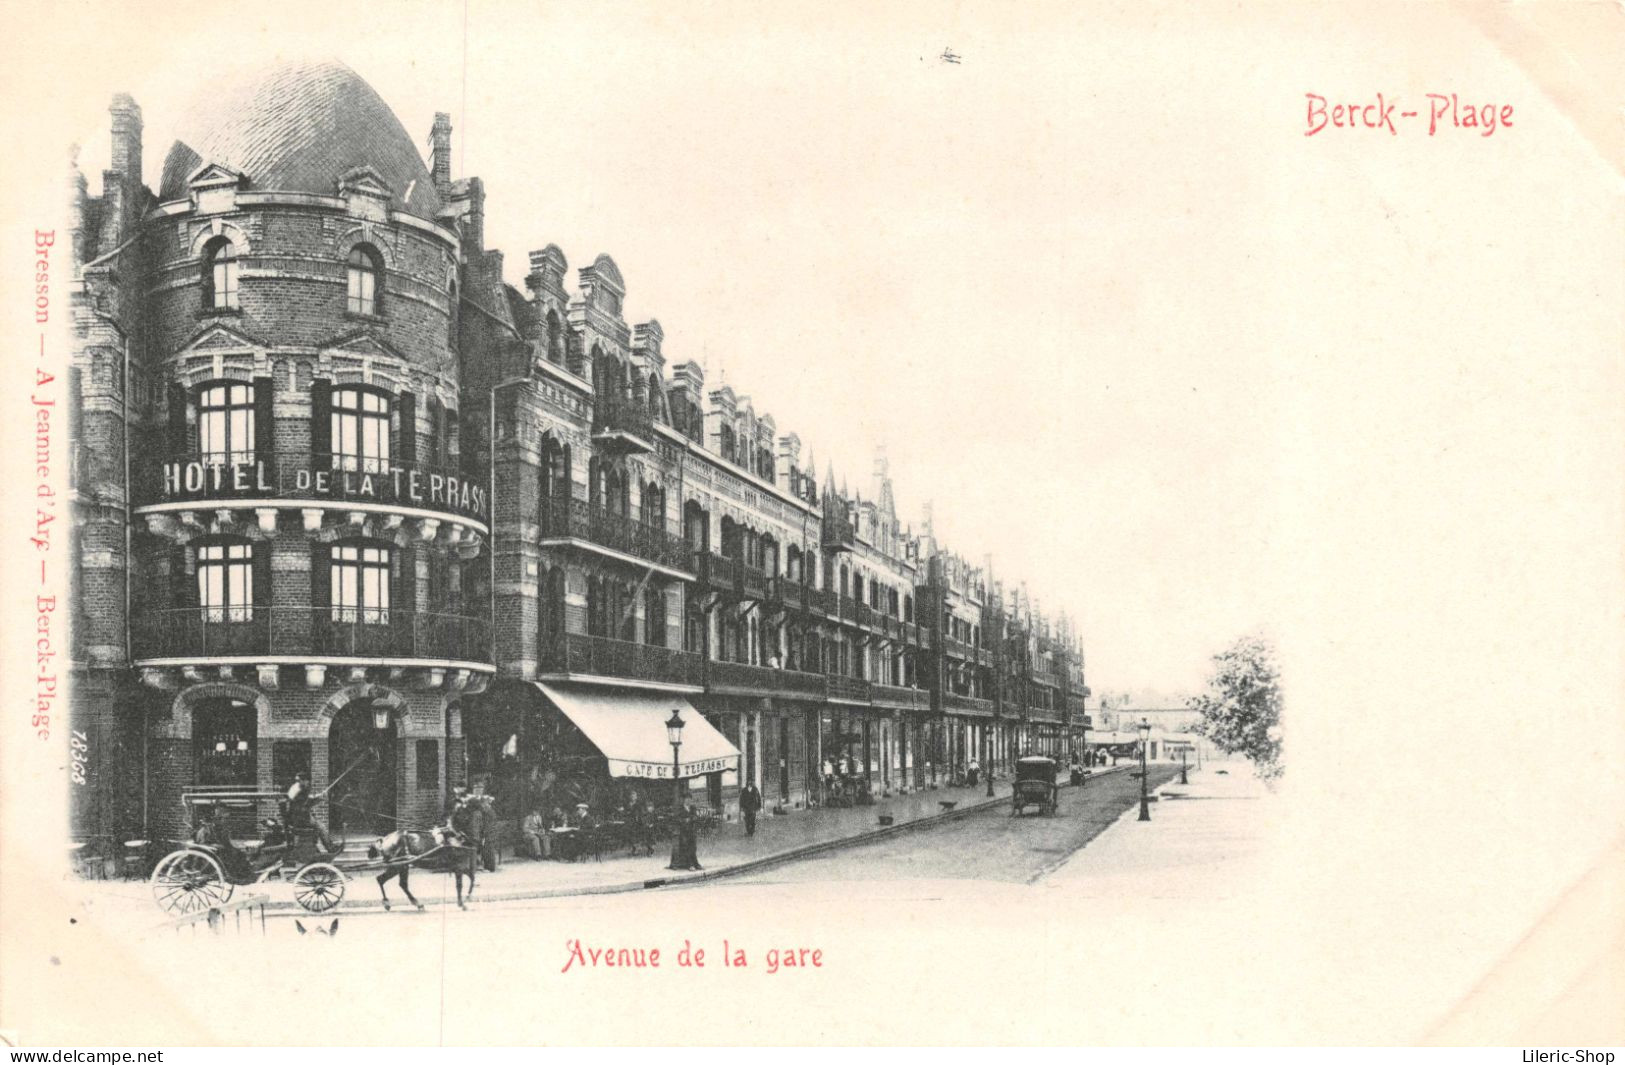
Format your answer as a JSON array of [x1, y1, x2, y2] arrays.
[[561, 939, 824, 974]]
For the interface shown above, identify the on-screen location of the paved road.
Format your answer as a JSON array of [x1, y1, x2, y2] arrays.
[[710, 764, 1185, 886]]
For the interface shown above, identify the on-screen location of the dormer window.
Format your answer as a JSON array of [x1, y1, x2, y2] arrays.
[[202, 237, 239, 310], [346, 245, 382, 316]]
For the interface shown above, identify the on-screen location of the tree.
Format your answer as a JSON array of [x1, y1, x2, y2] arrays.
[[1187, 634, 1283, 782]]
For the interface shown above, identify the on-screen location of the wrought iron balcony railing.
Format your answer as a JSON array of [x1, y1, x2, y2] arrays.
[[541, 631, 704, 687], [943, 691, 995, 715], [136, 450, 490, 525], [870, 682, 929, 710], [706, 659, 829, 699], [827, 675, 870, 702], [591, 397, 655, 444], [132, 607, 492, 663], [539, 496, 692, 571], [739, 563, 769, 601], [808, 587, 839, 617], [772, 577, 807, 611]]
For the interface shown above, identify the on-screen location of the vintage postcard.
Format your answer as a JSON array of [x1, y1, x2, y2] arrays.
[[1, 0, 1621, 1049]]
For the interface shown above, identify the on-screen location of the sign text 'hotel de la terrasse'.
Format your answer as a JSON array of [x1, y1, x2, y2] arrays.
[[154, 456, 491, 524]]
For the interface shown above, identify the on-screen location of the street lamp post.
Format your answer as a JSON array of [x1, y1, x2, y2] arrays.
[[666, 708, 686, 869], [1179, 746, 1188, 785], [1137, 717, 1151, 822], [984, 720, 994, 797]]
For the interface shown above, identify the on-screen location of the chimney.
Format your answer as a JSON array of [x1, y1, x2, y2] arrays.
[[109, 94, 142, 191], [429, 113, 453, 195]]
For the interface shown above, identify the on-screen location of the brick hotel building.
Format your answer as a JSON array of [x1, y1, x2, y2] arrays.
[[64, 61, 1088, 853]]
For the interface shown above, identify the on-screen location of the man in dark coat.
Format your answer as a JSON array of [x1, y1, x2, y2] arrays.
[[739, 781, 763, 837]]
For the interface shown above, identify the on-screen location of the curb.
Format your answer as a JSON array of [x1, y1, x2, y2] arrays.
[[245, 765, 1135, 916]]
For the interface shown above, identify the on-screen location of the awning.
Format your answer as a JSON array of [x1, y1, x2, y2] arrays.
[[535, 683, 741, 781]]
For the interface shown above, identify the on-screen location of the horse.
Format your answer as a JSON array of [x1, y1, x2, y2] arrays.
[[367, 830, 479, 911]]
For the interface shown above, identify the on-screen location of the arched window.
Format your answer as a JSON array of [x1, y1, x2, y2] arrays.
[[202, 237, 239, 310], [447, 280, 458, 347], [346, 245, 382, 316], [546, 311, 563, 366], [644, 584, 666, 647], [196, 381, 256, 465], [330, 541, 392, 625], [330, 387, 391, 473], [197, 538, 255, 623], [684, 501, 709, 554], [642, 482, 666, 531]]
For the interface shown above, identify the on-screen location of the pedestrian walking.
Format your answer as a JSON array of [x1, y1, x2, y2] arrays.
[[967, 757, 980, 787], [668, 803, 703, 871], [739, 781, 763, 837]]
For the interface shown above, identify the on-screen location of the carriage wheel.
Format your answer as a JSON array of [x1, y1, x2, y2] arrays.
[[293, 862, 346, 914], [150, 851, 233, 916]]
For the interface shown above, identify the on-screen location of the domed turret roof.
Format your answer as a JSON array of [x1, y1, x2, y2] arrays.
[[159, 59, 441, 218]]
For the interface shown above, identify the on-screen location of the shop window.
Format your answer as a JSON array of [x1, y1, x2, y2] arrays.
[[331, 387, 391, 473], [331, 542, 391, 624], [416, 739, 440, 790], [346, 244, 382, 316], [202, 236, 238, 310], [194, 698, 256, 787], [196, 381, 256, 465], [197, 540, 254, 623]]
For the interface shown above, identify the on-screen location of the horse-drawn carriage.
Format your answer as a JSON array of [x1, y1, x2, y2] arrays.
[[1011, 756, 1061, 817], [150, 788, 347, 917], [151, 787, 485, 917]]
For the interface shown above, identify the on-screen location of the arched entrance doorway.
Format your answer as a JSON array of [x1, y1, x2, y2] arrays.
[[328, 699, 398, 837]]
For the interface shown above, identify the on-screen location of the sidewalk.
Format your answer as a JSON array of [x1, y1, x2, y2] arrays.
[[92, 767, 1130, 917], [1040, 758, 1280, 895]]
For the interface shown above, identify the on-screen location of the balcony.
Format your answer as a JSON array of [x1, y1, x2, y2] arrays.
[[591, 397, 655, 454], [739, 563, 769, 602], [870, 682, 929, 710], [976, 646, 995, 667], [541, 632, 704, 688], [706, 659, 828, 699], [135, 451, 490, 529], [539, 497, 693, 573], [853, 602, 875, 629], [808, 587, 839, 617], [943, 691, 995, 716], [773, 577, 807, 612], [693, 551, 735, 594], [821, 503, 856, 553], [827, 675, 871, 703], [942, 635, 973, 660], [132, 607, 491, 665], [838, 595, 856, 623]]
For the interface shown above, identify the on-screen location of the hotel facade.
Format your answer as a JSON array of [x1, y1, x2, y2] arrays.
[[65, 61, 1088, 853]]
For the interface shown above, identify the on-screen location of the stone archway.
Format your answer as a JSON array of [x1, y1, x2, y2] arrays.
[[321, 684, 406, 837]]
